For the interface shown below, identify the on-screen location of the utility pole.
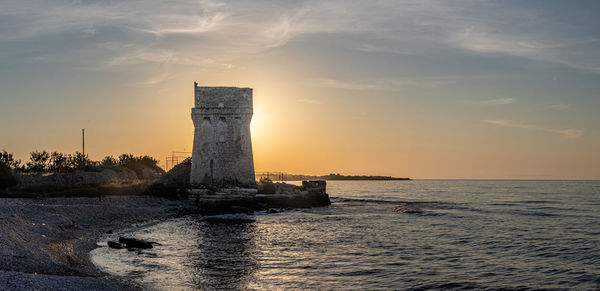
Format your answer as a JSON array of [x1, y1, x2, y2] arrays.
[[82, 128, 85, 157]]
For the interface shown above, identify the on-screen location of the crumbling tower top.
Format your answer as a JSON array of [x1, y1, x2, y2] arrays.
[[193, 83, 252, 111]]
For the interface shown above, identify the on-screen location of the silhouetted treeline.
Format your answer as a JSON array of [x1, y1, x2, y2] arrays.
[[0, 150, 163, 189]]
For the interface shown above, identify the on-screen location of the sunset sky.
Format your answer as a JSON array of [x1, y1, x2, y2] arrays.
[[1, 1, 600, 179]]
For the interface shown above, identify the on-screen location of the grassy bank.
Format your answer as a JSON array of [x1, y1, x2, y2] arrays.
[[0, 182, 151, 199]]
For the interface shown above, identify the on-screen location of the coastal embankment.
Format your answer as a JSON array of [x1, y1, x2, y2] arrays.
[[0, 196, 191, 290]]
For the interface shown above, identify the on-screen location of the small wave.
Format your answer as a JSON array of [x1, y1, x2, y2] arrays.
[[332, 197, 450, 206], [338, 269, 383, 276], [332, 197, 487, 215], [514, 200, 559, 204], [331, 197, 400, 204], [200, 213, 255, 223], [410, 281, 537, 291], [490, 203, 518, 206], [408, 281, 485, 291], [509, 210, 559, 217], [526, 205, 558, 210], [392, 203, 425, 214]]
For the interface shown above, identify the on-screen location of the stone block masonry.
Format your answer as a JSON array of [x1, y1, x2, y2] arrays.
[[190, 83, 255, 185]]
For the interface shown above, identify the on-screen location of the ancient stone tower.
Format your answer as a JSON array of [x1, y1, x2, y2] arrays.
[[190, 83, 255, 185]]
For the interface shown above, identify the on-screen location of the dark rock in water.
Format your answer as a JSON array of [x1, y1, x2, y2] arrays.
[[119, 237, 153, 249], [107, 241, 123, 249], [107, 230, 113, 234], [267, 209, 279, 214]]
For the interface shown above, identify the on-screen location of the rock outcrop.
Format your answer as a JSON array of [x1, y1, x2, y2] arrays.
[[187, 181, 331, 215]]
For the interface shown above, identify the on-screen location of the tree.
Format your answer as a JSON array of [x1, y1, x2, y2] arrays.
[[0, 150, 21, 170], [49, 152, 70, 173], [70, 152, 92, 169], [101, 156, 117, 167], [136, 155, 160, 170], [118, 154, 135, 165], [26, 150, 50, 172]]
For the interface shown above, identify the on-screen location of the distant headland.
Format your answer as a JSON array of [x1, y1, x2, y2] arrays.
[[285, 173, 411, 181]]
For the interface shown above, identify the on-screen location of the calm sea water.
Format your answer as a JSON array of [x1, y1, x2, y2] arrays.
[[91, 180, 600, 290]]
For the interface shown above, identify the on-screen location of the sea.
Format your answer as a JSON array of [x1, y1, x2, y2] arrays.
[[90, 180, 600, 290]]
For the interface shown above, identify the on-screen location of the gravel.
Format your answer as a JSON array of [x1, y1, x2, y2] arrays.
[[0, 196, 189, 290]]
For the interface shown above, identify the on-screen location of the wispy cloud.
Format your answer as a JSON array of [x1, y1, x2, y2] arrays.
[[451, 27, 555, 60], [483, 119, 584, 139], [446, 13, 600, 73], [465, 98, 517, 105], [132, 12, 229, 38], [2, 0, 600, 75], [296, 98, 322, 104], [306, 77, 451, 91]]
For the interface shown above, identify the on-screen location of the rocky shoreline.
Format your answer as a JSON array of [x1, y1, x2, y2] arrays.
[[0, 196, 192, 290], [0, 181, 331, 290]]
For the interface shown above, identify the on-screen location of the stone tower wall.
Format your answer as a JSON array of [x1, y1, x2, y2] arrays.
[[190, 84, 255, 185]]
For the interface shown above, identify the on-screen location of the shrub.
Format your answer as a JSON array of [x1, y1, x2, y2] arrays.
[[0, 163, 17, 190], [118, 154, 164, 178]]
